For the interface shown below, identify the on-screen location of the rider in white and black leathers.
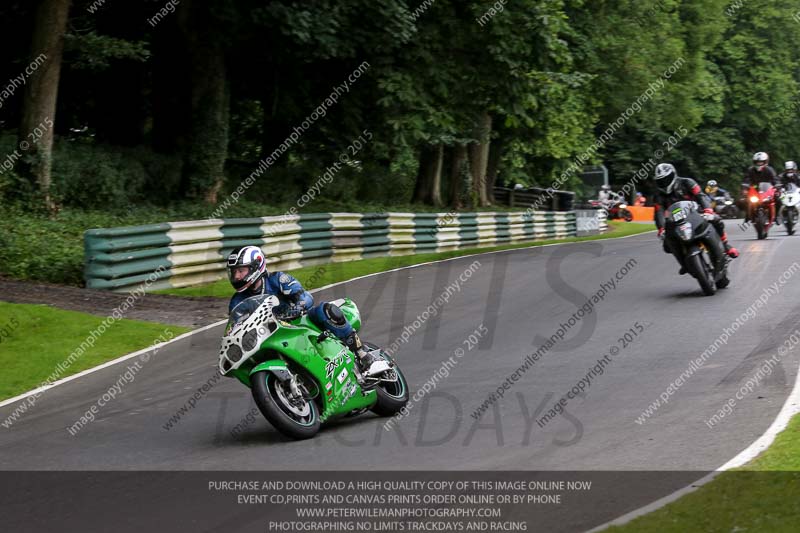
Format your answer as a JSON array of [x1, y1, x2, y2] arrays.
[[653, 163, 739, 274], [779, 161, 800, 188]]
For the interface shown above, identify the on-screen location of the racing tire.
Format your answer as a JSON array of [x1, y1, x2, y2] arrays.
[[251, 371, 320, 440], [686, 253, 716, 296], [363, 343, 410, 417]]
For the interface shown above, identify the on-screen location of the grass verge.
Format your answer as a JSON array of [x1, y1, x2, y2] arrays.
[[0, 302, 190, 401], [157, 221, 654, 298]]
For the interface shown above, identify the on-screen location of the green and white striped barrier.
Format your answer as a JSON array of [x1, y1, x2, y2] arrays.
[[84, 211, 580, 292]]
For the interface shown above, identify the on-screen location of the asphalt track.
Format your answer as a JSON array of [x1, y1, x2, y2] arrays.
[[3, 221, 800, 530]]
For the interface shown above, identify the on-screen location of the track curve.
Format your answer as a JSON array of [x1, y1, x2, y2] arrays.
[[2, 222, 800, 475]]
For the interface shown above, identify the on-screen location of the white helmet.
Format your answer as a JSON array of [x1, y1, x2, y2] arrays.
[[785, 161, 797, 171], [227, 245, 267, 293], [654, 163, 678, 193], [753, 152, 769, 167]]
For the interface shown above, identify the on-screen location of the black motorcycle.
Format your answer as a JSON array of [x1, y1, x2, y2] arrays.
[[713, 192, 739, 219], [663, 201, 730, 296]]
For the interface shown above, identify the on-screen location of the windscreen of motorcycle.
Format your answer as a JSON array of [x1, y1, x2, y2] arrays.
[[227, 295, 272, 335], [665, 201, 697, 224], [783, 184, 799, 206], [220, 294, 280, 374]]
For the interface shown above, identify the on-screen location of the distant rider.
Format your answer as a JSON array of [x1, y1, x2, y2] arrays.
[[779, 161, 800, 188], [598, 185, 612, 203], [227, 245, 383, 375], [653, 163, 739, 276], [742, 152, 779, 224], [704, 180, 728, 197]]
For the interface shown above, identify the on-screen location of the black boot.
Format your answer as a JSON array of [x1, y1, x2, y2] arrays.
[[345, 332, 383, 374]]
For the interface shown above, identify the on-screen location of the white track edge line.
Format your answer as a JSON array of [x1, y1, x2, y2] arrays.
[[0, 320, 226, 409], [0, 227, 652, 411], [586, 353, 800, 532]]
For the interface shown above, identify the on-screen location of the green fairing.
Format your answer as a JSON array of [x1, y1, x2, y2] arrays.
[[339, 299, 362, 331], [224, 298, 374, 419]]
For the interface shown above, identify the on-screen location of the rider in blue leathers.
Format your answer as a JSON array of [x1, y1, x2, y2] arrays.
[[227, 246, 382, 374]]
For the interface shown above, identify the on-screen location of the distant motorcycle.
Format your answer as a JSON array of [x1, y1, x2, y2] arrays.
[[748, 182, 777, 240], [608, 199, 634, 222], [591, 195, 633, 222], [663, 201, 729, 296], [780, 183, 800, 236], [712, 192, 739, 219]]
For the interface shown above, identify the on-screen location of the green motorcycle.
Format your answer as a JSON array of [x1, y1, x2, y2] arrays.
[[218, 294, 409, 440]]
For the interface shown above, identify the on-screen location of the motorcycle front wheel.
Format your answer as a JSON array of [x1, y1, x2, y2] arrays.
[[756, 210, 768, 240], [623, 209, 633, 222], [686, 253, 716, 296], [252, 371, 320, 440], [786, 209, 796, 235]]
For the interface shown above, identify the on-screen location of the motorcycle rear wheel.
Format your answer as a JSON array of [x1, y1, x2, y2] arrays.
[[252, 371, 320, 440], [363, 342, 410, 417]]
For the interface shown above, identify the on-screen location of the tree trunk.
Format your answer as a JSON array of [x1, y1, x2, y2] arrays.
[[468, 111, 492, 207], [447, 144, 467, 209], [18, 0, 71, 212], [178, 0, 230, 203], [412, 144, 443, 205], [152, 18, 191, 155], [261, 75, 289, 162], [485, 132, 504, 204]]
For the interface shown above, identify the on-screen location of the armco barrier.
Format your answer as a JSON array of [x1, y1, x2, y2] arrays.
[[84, 211, 581, 292]]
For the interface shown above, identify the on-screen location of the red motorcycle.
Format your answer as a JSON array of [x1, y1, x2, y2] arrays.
[[748, 182, 777, 240], [590, 196, 633, 222]]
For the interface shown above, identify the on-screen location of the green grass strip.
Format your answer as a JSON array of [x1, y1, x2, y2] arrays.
[[0, 302, 190, 401]]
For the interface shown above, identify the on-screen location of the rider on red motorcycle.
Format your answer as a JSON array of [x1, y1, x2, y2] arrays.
[[654, 164, 739, 271], [742, 152, 780, 224]]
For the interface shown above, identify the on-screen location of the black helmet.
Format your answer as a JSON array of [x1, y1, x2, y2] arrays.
[[227, 245, 267, 293]]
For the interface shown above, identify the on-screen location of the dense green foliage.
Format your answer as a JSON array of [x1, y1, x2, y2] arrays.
[[2, 0, 799, 214], [0, 0, 798, 287]]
